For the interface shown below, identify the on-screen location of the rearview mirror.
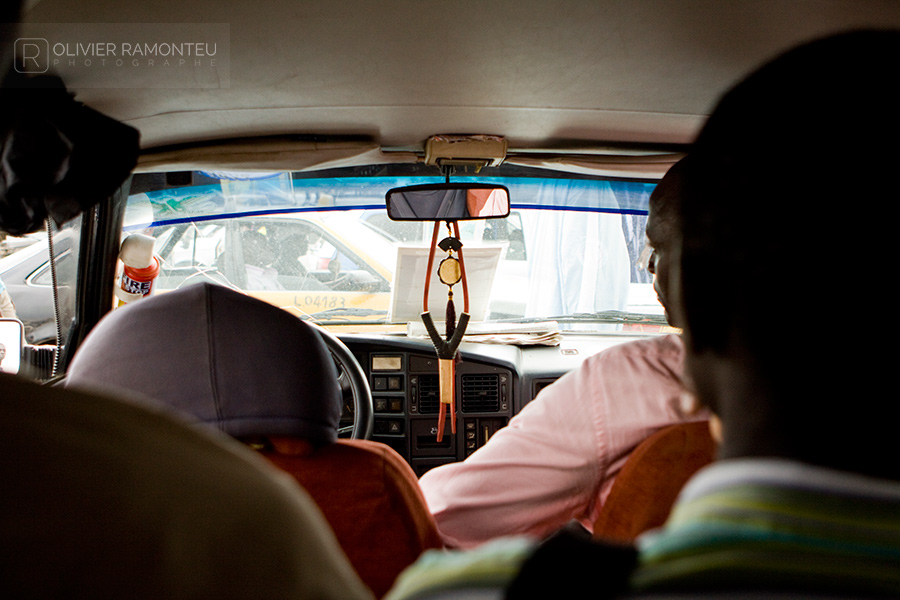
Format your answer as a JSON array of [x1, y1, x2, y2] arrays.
[[0, 318, 24, 374], [385, 183, 510, 221]]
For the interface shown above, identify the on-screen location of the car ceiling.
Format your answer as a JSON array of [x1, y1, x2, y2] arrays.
[[19, 0, 900, 175]]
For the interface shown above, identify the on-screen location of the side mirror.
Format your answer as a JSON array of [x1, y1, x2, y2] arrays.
[[0, 318, 24, 374], [385, 183, 510, 221]]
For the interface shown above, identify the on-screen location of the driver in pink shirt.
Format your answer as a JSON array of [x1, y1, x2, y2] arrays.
[[418, 159, 708, 549]]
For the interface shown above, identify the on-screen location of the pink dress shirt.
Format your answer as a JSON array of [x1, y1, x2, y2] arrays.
[[418, 334, 707, 549]]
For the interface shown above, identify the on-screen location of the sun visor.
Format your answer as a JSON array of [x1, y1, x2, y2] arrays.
[[505, 152, 685, 180], [135, 139, 418, 173]]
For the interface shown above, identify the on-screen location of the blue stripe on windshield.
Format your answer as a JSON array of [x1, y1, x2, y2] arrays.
[[124, 174, 654, 229]]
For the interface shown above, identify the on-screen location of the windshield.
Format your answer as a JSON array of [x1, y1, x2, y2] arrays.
[[123, 166, 667, 333]]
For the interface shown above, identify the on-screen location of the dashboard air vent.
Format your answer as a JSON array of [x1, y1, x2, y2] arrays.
[[417, 374, 440, 414], [461, 374, 500, 413]]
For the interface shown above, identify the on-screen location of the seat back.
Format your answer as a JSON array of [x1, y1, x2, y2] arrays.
[[593, 421, 716, 543], [66, 282, 342, 444], [66, 283, 442, 597], [265, 437, 443, 598]]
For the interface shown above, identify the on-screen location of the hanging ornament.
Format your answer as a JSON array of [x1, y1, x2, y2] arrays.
[[421, 221, 470, 442]]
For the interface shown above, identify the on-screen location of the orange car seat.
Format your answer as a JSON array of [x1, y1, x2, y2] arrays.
[[593, 421, 716, 543], [66, 282, 442, 597]]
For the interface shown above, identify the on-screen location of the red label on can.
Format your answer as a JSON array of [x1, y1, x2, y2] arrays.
[[121, 273, 154, 295]]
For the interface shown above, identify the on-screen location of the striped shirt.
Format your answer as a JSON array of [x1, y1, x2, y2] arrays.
[[631, 459, 900, 596]]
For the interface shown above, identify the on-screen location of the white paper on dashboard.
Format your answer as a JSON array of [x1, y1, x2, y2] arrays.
[[406, 319, 562, 346], [389, 245, 503, 323]]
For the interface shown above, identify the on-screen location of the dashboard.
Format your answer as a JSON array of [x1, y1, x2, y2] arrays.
[[338, 332, 653, 476]]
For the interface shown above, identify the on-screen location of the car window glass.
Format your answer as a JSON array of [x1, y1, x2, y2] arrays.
[[29, 250, 74, 287]]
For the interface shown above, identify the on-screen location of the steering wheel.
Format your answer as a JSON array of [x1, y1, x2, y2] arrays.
[[308, 323, 374, 439]]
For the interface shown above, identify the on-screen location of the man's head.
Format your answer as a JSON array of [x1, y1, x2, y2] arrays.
[[677, 30, 900, 478], [645, 157, 687, 327]]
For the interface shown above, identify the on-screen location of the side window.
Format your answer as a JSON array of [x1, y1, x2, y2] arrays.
[[481, 211, 526, 260], [29, 250, 74, 287], [166, 223, 224, 268], [303, 233, 361, 272], [239, 219, 385, 293], [153, 222, 226, 289]]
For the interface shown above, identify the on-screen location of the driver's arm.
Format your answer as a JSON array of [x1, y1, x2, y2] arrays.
[[417, 334, 692, 549]]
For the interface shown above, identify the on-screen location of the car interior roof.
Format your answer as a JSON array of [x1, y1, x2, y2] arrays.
[[21, 0, 900, 173]]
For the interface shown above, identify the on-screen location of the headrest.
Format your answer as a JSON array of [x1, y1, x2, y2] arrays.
[[66, 283, 341, 445]]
